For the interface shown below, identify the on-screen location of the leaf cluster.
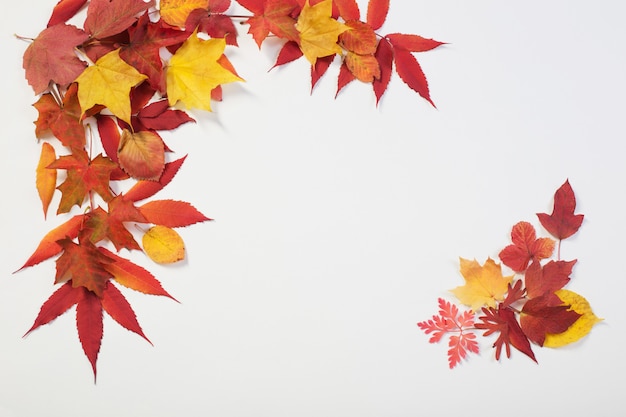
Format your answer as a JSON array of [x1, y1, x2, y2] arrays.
[[417, 180, 602, 368]]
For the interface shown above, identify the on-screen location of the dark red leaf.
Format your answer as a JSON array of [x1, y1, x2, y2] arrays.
[[24, 281, 82, 336], [520, 295, 581, 346], [47, 0, 88, 27], [311, 55, 334, 91], [386, 33, 445, 52], [102, 282, 152, 344], [138, 199, 211, 227], [124, 156, 187, 202], [525, 260, 576, 301], [537, 180, 584, 240], [271, 41, 303, 69], [373, 38, 393, 105]]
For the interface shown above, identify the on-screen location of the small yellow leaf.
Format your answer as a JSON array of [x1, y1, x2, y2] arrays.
[[543, 289, 603, 348], [296, 0, 348, 65], [76, 49, 147, 124], [166, 33, 243, 112], [36, 142, 57, 219], [142, 225, 185, 264], [160, 0, 209, 28], [451, 258, 513, 311], [118, 129, 165, 181]]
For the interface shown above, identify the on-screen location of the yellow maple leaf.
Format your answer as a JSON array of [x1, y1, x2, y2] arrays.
[[160, 0, 209, 28], [296, 0, 348, 65], [75, 49, 147, 125], [166, 33, 243, 112], [142, 225, 185, 264], [451, 258, 513, 310], [543, 289, 603, 348]]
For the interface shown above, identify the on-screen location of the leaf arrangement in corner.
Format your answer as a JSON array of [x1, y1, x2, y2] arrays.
[[418, 180, 603, 369], [15, 0, 445, 380]]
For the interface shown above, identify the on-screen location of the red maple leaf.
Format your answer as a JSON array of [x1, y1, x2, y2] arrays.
[[524, 260, 576, 302], [498, 221, 555, 272], [520, 295, 581, 346], [55, 238, 115, 297], [33, 83, 86, 150], [238, 0, 300, 47], [475, 306, 536, 363], [537, 180, 584, 240], [417, 298, 479, 368]]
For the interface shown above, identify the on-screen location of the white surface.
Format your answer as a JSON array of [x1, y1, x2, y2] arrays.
[[1, 1, 625, 416]]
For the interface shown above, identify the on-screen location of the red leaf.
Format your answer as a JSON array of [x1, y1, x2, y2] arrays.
[[47, 0, 88, 27], [386, 33, 445, 52], [55, 238, 115, 297], [520, 295, 581, 346], [334, 0, 360, 21], [24, 281, 82, 336], [311, 55, 334, 91], [501, 279, 526, 308], [76, 288, 104, 381], [524, 260, 575, 301], [366, 0, 389, 31], [102, 281, 152, 344], [372, 38, 393, 105], [33, 83, 86, 150], [393, 48, 435, 107], [84, 0, 156, 39], [336, 61, 356, 97], [498, 221, 555, 272], [537, 180, 584, 240], [124, 156, 187, 202], [476, 307, 536, 363], [136, 100, 195, 131], [139, 199, 211, 227], [271, 41, 303, 69], [17, 215, 84, 271], [100, 247, 178, 300]]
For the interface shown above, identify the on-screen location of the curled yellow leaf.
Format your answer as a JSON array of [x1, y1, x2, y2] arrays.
[[142, 225, 185, 264], [543, 289, 603, 348], [36, 142, 57, 219]]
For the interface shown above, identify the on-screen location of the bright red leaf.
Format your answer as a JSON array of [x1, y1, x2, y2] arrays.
[[101, 281, 152, 344], [47, 0, 88, 27], [24, 281, 82, 336], [520, 295, 581, 346], [372, 37, 393, 105], [124, 156, 187, 202], [499, 221, 555, 272], [76, 288, 104, 381]]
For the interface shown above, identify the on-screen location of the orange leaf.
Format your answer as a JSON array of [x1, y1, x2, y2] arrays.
[[117, 129, 165, 181], [139, 199, 211, 227], [345, 51, 380, 82], [36, 142, 57, 219]]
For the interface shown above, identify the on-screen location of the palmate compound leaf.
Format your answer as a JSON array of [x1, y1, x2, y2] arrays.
[[295, 0, 348, 65], [166, 34, 243, 112], [417, 298, 479, 368], [450, 258, 513, 311]]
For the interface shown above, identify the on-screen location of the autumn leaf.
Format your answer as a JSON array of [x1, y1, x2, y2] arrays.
[[47, 0, 89, 27], [139, 199, 211, 227], [48, 150, 118, 214], [55, 238, 115, 297], [519, 295, 581, 346], [24, 281, 82, 337], [366, 0, 389, 31], [33, 83, 86, 150], [335, 0, 360, 21], [340, 20, 377, 55], [117, 129, 166, 181], [134, 100, 195, 131], [166, 34, 243, 112], [101, 281, 151, 344], [524, 260, 576, 302], [475, 306, 536, 362], [417, 298, 479, 368], [451, 258, 513, 311], [22, 24, 89, 94], [124, 156, 187, 202], [295, 0, 347, 65], [76, 49, 148, 124], [344, 51, 380, 82], [160, 0, 209, 28], [36, 142, 57, 219], [84, 0, 156, 39], [543, 289, 602, 348], [142, 225, 185, 264], [537, 180, 584, 240], [498, 221, 555, 272], [76, 288, 104, 381], [239, 0, 300, 47], [372, 37, 393, 105], [83, 196, 147, 251]]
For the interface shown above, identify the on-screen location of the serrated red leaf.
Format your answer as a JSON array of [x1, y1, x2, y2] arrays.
[[271, 41, 304, 69], [386, 33, 445, 52], [139, 199, 211, 227], [366, 0, 389, 31], [340, 20, 377, 55], [76, 288, 104, 381], [24, 281, 82, 336], [393, 48, 435, 107], [520, 295, 581, 346], [311, 55, 334, 91], [498, 221, 555, 272], [336, 61, 356, 97], [102, 281, 152, 344], [373, 38, 393, 105], [33, 83, 86, 150], [100, 247, 177, 300], [123, 156, 187, 203], [47, 0, 88, 27], [16, 215, 84, 271], [537, 180, 584, 240]]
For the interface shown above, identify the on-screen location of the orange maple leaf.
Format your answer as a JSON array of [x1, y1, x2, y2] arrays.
[[451, 258, 513, 311]]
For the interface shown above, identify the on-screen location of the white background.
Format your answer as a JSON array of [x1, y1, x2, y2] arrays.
[[1, 1, 625, 416]]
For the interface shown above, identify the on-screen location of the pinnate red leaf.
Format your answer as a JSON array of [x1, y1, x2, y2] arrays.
[[393, 48, 434, 107], [498, 221, 555, 272], [537, 180, 584, 240]]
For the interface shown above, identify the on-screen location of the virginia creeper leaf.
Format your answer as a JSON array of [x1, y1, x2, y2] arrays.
[[84, 0, 156, 39], [543, 289, 602, 348], [139, 199, 211, 228], [36, 142, 57, 219], [22, 24, 89, 94], [166, 34, 243, 112], [117, 129, 166, 181], [450, 258, 513, 311], [295, 0, 347, 65], [142, 225, 185, 264], [537, 180, 584, 240], [498, 221, 555, 272]]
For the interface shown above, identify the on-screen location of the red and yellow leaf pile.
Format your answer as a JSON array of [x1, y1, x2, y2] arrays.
[[418, 180, 602, 368]]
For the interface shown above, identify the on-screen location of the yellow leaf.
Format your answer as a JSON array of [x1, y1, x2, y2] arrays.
[[166, 34, 243, 112], [451, 258, 513, 311], [76, 49, 147, 124], [142, 225, 185, 264], [36, 142, 57, 219], [543, 289, 603, 348], [160, 0, 209, 28], [296, 0, 348, 65], [118, 129, 165, 181]]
